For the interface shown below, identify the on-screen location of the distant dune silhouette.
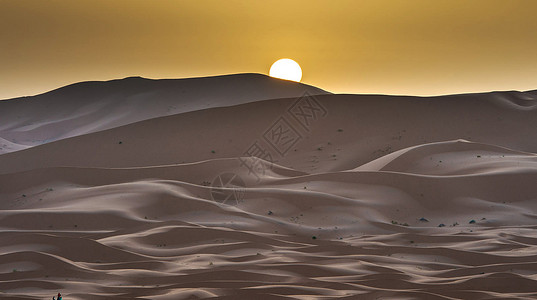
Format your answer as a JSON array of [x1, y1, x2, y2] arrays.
[[0, 74, 328, 154]]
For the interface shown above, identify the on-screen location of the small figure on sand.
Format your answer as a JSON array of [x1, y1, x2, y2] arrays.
[[53, 292, 62, 300]]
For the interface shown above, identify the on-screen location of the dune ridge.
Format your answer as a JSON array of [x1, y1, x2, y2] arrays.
[[0, 78, 536, 299], [0, 74, 329, 155]]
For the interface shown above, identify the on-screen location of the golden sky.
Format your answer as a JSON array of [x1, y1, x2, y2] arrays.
[[1, 0, 537, 99]]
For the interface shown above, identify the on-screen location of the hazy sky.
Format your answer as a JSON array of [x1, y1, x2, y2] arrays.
[[1, 0, 537, 99]]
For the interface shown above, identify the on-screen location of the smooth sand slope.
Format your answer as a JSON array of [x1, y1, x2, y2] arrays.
[[0, 74, 328, 155], [0, 79, 537, 299]]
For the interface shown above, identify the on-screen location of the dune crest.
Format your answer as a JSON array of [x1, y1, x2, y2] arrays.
[[0, 74, 329, 155]]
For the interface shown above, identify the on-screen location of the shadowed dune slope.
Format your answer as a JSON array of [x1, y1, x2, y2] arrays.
[[0, 90, 535, 175], [0, 74, 329, 155]]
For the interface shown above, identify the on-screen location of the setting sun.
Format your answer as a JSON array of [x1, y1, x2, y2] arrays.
[[269, 58, 302, 82]]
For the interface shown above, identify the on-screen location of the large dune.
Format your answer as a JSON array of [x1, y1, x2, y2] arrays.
[[0, 74, 328, 155], [1, 77, 537, 299]]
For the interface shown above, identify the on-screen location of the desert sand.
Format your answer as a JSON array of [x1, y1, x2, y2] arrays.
[[1, 74, 537, 299]]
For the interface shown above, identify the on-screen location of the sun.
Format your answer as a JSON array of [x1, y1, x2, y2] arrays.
[[269, 58, 302, 82]]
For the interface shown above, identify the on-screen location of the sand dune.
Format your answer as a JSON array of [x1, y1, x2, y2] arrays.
[[0, 74, 328, 155], [0, 137, 29, 154], [1, 77, 537, 299], [355, 139, 537, 175], [0, 90, 536, 174]]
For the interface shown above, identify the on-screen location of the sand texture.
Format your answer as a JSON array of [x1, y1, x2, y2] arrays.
[[1, 75, 537, 299]]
